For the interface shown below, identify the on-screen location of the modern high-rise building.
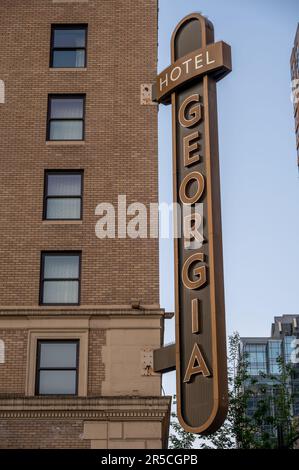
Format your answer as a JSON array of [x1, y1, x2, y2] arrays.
[[291, 24, 299, 165], [240, 315, 299, 442], [0, 0, 171, 449]]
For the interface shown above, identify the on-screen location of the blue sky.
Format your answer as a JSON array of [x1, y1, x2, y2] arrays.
[[158, 0, 299, 394]]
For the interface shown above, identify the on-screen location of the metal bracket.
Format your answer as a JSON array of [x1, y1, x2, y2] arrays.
[[153, 343, 176, 374]]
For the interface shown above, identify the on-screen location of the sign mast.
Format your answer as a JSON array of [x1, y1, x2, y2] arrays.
[[153, 13, 232, 435]]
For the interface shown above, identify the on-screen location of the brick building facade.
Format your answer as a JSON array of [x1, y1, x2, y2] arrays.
[[0, 0, 171, 449]]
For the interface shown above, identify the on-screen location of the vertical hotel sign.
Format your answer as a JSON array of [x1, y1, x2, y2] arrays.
[[153, 14, 232, 434]]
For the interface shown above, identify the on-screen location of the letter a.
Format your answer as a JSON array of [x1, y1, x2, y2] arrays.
[[183, 343, 211, 382]]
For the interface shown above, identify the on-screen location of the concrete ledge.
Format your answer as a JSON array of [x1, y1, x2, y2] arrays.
[[0, 306, 164, 316], [0, 396, 172, 420], [46, 141, 86, 146], [49, 68, 87, 72]]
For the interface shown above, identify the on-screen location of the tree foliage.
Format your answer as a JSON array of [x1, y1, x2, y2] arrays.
[[169, 406, 197, 449]]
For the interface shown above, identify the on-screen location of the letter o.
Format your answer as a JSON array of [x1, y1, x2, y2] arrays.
[[179, 172, 205, 205], [182, 253, 207, 290], [170, 66, 182, 82]]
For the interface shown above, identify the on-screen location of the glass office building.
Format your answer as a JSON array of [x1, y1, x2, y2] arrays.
[[240, 315, 299, 428]]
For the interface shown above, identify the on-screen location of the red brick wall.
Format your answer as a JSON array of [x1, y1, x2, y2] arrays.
[[88, 329, 106, 396], [0, 0, 159, 307], [0, 330, 28, 395], [0, 419, 90, 449]]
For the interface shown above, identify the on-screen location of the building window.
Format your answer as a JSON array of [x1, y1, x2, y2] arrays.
[[47, 95, 85, 141], [40, 252, 81, 305], [44, 171, 83, 220], [268, 340, 282, 375], [36, 340, 79, 395], [244, 343, 267, 376], [50, 25, 87, 68], [284, 336, 296, 364]]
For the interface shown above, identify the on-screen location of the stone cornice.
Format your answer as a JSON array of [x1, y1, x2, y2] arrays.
[[0, 306, 166, 317], [0, 396, 172, 420]]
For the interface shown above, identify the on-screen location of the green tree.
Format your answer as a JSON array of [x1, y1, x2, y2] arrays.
[[169, 397, 197, 449], [169, 332, 299, 449]]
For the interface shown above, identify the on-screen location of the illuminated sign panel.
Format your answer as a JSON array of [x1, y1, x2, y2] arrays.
[[154, 14, 232, 434]]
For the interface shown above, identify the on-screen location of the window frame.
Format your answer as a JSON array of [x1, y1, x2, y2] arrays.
[[39, 251, 82, 306], [50, 24, 88, 69], [283, 335, 296, 364], [43, 170, 84, 221], [35, 339, 79, 396], [244, 343, 267, 376], [46, 94, 86, 142], [267, 340, 282, 375]]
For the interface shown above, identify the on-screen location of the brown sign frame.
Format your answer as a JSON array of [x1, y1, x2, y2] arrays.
[[155, 13, 232, 435]]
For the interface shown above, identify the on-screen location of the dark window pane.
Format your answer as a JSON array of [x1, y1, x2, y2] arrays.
[[53, 50, 85, 68], [39, 370, 77, 394], [50, 98, 83, 119], [44, 255, 79, 279], [47, 174, 81, 196], [49, 121, 83, 140], [46, 198, 81, 220], [40, 342, 77, 368], [53, 29, 85, 48], [43, 280, 79, 304]]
